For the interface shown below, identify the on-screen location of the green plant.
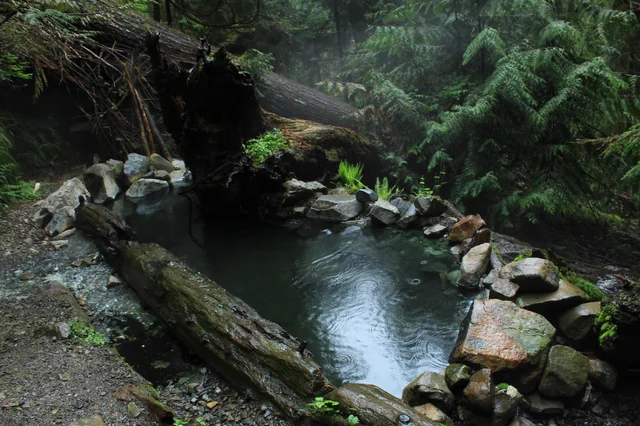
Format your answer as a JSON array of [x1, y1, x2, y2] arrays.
[[414, 176, 433, 197], [307, 397, 359, 424], [497, 382, 509, 391], [69, 322, 108, 346], [243, 129, 289, 165], [338, 161, 365, 192], [236, 49, 275, 96], [564, 271, 606, 302], [173, 418, 188, 426], [195, 418, 207, 425], [374, 177, 397, 200], [347, 414, 360, 425], [595, 304, 617, 349], [513, 250, 533, 262]]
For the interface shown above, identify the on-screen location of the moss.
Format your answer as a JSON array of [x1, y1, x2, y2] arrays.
[[497, 382, 509, 391], [69, 321, 108, 345], [324, 148, 341, 163], [513, 250, 532, 262], [595, 304, 617, 349], [564, 270, 606, 301]]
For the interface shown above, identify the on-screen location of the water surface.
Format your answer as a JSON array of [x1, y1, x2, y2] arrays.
[[117, 194, 474, 396]]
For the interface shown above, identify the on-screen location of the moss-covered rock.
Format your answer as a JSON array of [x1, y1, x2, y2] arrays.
[[538, 345, 589, 398]]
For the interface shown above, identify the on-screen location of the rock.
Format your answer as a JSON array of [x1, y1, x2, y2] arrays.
[[356, 188, 378, 203], [424, 223, 448, 238], [125, 178, 170, 199], [171, 159, 186, 169], [522, 392, 564, 416], [558, 302, 600, 341], [448, 215, 486, 243], [370, 199, 400, 225], [106, 159, 124, 174], [516, 279, 588, 314], [73, 415, 106, 426], [107, 275, 122, 288], [462, 369, 494, 414], [307, 195, 364, 222], [414, 403, 454, 426], [402, 372, 454, 413], [326, 383, 436, 426], [55, 322, 71, 339], [450, 299, 556, 393], [491, 233, 538, 263], [414, 196, 447, 217], [539, 345, 589, 398], [482, 269, 499, 287], [397, 204, 419, 229], [473, 228, 491, 246], [490, 248, 504, 271], [51, 240, 69, 250], [458, 243, 491, 288], [391, 197, 413, 216], [124, 153, 150, 184], [456, 405, 490, 426], [499, 258, 560, 293], [149, 153, 175, 173], [84, 163, 121, 203], [128, 401, 142, 418], [53, 228, 75, 240], [19, 271, 32, 281], [169, 169, 192, 184], [33, 178, 90, 236], [508, 417, 536, 426], [445, 363, 472, 392], [489, 279, 520, 300], [493, 385, 522, 425], [588, 358, 617, 391], [154, 170, 170, 181], [283, 179, 328, 205]]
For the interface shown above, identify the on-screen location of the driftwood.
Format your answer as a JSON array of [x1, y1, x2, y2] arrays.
[[76, 202, 334, 419]]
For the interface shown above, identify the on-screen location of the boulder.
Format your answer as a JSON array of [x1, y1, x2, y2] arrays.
[[521, 392, 564, 416], [125, 179, 170, 199], [414, 196, 447, 217], [414, 403, 454, 426], [370, 199, 400, 225], [462, 369, 494, 414], [84, 163, 120, 204], [491, 233, 538, 264], [356, 188, 378, 203], [171, 159, 186, 170], [458, 243, 491, 288], [307, 195, 364, 222], [424, 223, 447, 238], [508, 417, 536, 426], [154, 170, 171, 181], [149, 153, 175, 173], [169, 169, 192, 184], [391, 197, 413, 216], [106, 159, 124, 174], [558, 302, 601, 341], [325, 383, 437, 426], [124, 153, 150, 184], [402, 372, 455, 412], [490, 248, 505, 271], [482, 269, 499, 287], [588, 358, 617, 391], [493, 385, 522, 425], [448, 215, 485, 243], [499, 258, 559, 293], [450, 299, 556, 393], [283, 179, 327, 205], [489, 279, 520, 301], [516, 279, 588, 314], [473, 228, 491, 246], [397, 204, 419, 229], [445, 363, 472, 392], [33, 178, 90, 236], [538, 345, 589, 398]]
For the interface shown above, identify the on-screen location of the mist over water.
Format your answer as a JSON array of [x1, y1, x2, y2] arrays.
[[119, 193, 473, 396]]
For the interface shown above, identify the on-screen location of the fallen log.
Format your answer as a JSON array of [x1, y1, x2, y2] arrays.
[[76, 202, 334, 419]]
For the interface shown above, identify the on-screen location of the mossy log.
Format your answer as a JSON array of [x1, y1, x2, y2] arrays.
[[76, 202, 334, 419]]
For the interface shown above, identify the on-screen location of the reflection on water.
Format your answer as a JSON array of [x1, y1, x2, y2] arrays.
[[118, 193, 475, 396]]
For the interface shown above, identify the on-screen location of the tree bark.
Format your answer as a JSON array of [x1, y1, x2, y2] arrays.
[[75, 202, 334, 419]]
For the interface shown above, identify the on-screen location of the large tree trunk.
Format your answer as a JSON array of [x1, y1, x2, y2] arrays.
[[75, 202, 334, 419]]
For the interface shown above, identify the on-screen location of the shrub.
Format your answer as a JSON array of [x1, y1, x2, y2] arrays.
[[243, 129, 289, 165], [338, 161, 364, 192]]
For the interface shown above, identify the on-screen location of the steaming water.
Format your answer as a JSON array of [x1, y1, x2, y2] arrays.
[[116, 193, 474, 397]]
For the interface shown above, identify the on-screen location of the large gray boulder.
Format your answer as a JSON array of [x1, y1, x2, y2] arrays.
[[283, 179, 327, 205], [538, 345, 589, 398], [450, 299, 556, 393], [516, 279, 588, 314], [370, 199, 400, 225], [558, 301, 601, 341], [307, 195, 364, 222], [499, 258, 560, 293], [123, 153, 150, 184], [125, 178, 170, 199], [458, 243, 491, 288], [33, 178, 90, 236], [84, 163, 120, 204], [402, 372, 455, 412], [149, 153, 175, 173], [414, 196, 447, 217]]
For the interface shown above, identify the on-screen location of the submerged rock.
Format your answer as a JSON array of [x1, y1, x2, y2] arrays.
[[516, 279, 588, 314], [84, 163, 120, 204], [458, 243, 491, 288], [402, 371, 455, 412], [499, 258, 559, 293], [124, 153, 150, 184], [307, 195, 364, 222], [125, 178, 170, 199], [448, 215, 486, 243], [370, 199, 400, 225], [538, 345, 589, 398], [450, 299, 556, 393], [33, 178, 90, 236], [558, 301, 600, 341]]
